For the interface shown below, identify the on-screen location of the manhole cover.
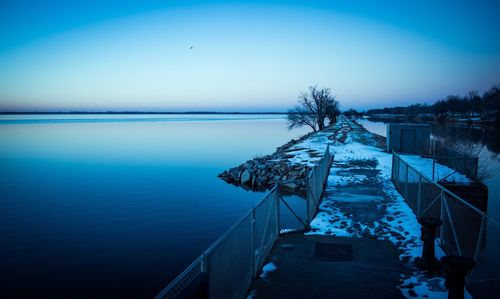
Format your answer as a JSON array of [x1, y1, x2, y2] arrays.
[[314, 242, 354, 261]]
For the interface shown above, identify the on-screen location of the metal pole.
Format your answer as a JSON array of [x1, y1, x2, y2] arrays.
[[250, 209, 256, 277], [440, 190, 445, 246], [442, 196, 463, 257], [391, 154, 394, 180], [201, 253, 208, 273], [405, 163, 409, 198], [474, 216, 486, 262], [276, 189, 280, 235], [396, 155, 400, 188], [417, 174, 422, 217], [432, 158, 436, 181], [306, 186, 312, 224]]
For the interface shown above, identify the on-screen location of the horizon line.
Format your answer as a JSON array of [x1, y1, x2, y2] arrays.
[[0, 111, 292, 115]]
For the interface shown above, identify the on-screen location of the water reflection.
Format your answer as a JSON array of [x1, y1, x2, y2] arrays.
[[0, 114, 310, 299]]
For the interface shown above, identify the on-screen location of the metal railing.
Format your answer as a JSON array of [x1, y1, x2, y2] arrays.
[[392, 152, 500, 296], [428, 140, 479, 181], [306, 144, 333, 223], [155, 145, 332, 299]]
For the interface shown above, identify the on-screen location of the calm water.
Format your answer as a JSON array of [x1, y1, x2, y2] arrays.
[[0, 114, 309, 298]]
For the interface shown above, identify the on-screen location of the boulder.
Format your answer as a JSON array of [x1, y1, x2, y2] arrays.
[[240, 169, 251, 184]]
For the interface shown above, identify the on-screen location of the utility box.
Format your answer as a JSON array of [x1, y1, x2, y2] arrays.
[[386, 123, 431, 154]]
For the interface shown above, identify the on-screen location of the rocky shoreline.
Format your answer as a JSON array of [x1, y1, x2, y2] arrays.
[[218, 119, 386, 195], [218, 129, 329, 195]]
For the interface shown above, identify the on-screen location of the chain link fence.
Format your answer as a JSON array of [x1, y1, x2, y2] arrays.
[[392, 152, 500, 297], [306, 144, 332, 223], [427, 140, 479, 181], [155, 146, 332, 299]]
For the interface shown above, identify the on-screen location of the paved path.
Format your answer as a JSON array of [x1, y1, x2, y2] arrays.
[[248, 117, 449, 299], [250, 235, 407, 299]]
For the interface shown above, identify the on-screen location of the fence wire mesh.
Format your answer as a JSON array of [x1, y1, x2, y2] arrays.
[[306, 145, 332, 223], [429, 140, 479, 181], [392, 152, 500, 297], [441, 194, 483, 258], [156, 146, 332, 299], [253, 190, 280, 272], [405, 167, 420, 212], [154, 256, 204, 299], [419, 177, 442, 219], [468, 218, 500, 296]]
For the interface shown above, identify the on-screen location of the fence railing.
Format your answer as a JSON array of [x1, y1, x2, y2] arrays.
[[392, 152, 500, 295], [155, 145, 332, 299], [306, 144, 333, 224], [428, 140, 479, 181]]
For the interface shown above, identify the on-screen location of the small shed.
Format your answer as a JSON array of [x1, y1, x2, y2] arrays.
[[386, 123, 431, 154]]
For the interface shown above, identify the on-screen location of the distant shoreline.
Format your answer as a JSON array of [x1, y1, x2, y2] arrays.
[[0, 111, 288, 115], [365, 114, 500, 127]]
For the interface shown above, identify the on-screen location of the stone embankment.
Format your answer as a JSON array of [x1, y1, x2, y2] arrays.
[[218, 130, 323, 194]]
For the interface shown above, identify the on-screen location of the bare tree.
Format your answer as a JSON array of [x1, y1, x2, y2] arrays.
[[443, 139, 498, 182], [326, 97, 341, 125], [343, 108, 362, 120], [287, 86, 339, 131]]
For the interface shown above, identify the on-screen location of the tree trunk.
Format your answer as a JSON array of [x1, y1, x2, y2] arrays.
[[317, 117, 324, 131]]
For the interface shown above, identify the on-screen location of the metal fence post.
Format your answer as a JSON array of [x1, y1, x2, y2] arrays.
[[405, 163, 409, 198], [250, 209, 256, 277], [432, 158, 436, 181], [474, 216, 486, 262], [439, 190, 445, 245], [417, 174, 422, 217], [441, 193, 463, 256], [276, 189, 280, 235], [306, 186, 311, 223], [391, 154, 395, 181], [395, 155, 399, 186], [201, 253, 208, 273]]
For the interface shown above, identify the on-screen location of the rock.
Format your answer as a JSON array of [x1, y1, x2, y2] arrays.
[[240, 169, 251, 184], [284, 182, 297, 189]]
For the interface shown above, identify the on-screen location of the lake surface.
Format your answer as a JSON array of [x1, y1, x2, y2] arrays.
[[0, 114, 309, 298]]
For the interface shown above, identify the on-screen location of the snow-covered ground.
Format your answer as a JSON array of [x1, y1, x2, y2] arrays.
[[284, 131, 331, 166], [399, 154, 472, 184], [271, 116, 470, 298]]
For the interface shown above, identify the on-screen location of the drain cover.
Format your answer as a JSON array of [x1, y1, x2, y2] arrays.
[[314, 242, 354, 261]]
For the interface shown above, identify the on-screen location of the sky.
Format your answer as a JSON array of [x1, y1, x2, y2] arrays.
[[0, 0, 499, 112]]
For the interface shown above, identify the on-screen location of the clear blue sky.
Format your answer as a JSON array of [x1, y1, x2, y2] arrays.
[[0, 0, 499, 111]]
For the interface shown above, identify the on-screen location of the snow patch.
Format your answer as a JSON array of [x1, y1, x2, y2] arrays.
[[259, 262, 278, 279], [302, 117, 457, 299], [399, 154, 471, 184], [246, 290, 256, 299]]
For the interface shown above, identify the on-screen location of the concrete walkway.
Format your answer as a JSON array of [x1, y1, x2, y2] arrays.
[[250, 234, 407, 299], [248, 117, 449, 299]]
